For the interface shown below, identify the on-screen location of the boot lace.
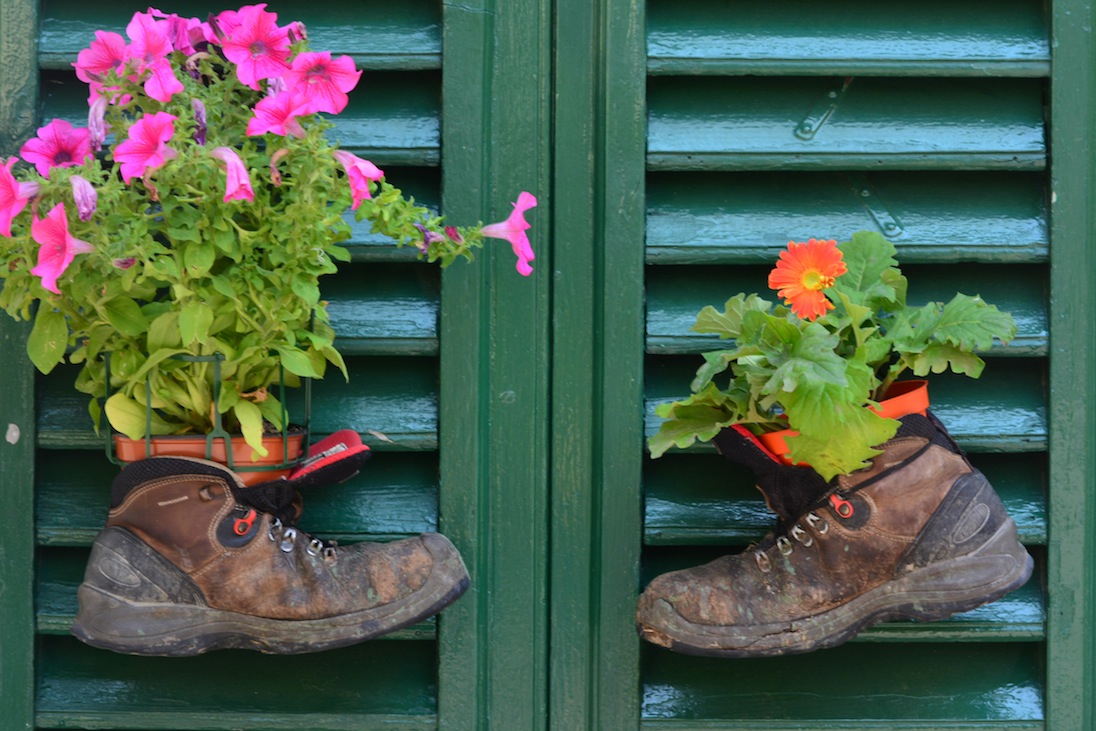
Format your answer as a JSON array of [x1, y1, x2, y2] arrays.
[[754, 511, 828, 573], [268, 517, 339, 564]]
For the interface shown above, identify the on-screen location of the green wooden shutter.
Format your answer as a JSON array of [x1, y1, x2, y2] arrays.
[[640, 0, 1055, 727]]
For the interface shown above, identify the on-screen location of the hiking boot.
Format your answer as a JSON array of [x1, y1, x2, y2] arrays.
[[637, 411, 1033, 657], [72, 456, 469, 656]]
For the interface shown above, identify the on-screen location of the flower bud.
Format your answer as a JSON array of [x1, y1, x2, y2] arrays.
[[88, 95, 108, 152], [192, 98, 207, 146], [112, 257, 136, 270], [70, 175, 97, 221]]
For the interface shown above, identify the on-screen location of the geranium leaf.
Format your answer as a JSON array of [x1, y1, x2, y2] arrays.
[[692, 294, 772, 339], [27, 307, 68, 375], [931, 293, 1017, 350], [909, 343, 986, 377], [835, 231, 906, 311], [785, 407, 898, 481]]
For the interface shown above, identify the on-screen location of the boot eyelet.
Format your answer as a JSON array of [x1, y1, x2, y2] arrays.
[[279, 527, 298, 553], [776, 536, 793, 555], [306, 538, 323, 556], [791, 525, 813, 547], [268, 517, 283, 541], [754, 551, 771, 572], [806, 512, 828, 534]]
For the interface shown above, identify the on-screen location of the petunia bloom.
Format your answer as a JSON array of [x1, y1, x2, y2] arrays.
[[767, 238, 848, 321], [70, 175, 97, 222], [481, 192, 537, 277], [88, 95, 109, 151], [221, 3, 292, 89], [0, 158, 38, 237], [30, 203, 93, 294], [284, 51, 361, 115], [126, 11, 184, 102], [332, 150, 383, 209], [19, 120, 92, 178], [113, 111, 178, 184], [247, 91, 308, 138], [73, 30, 128, 85], [210, 147, 255, 202]]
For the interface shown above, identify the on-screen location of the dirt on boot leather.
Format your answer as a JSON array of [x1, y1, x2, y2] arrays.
[[636, 411, 1033, 658], [72, 456, 469, 656]]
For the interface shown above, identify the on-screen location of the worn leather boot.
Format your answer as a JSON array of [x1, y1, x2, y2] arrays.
[[72, 456, 469, 656], [637, 411, 1033, 657]]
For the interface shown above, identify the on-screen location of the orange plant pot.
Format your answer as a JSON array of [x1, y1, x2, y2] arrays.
[[757, 380, 930, 466], [112, 430, 306, 486]]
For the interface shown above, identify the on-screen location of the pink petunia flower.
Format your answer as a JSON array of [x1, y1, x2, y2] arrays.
[[19, 120, 92, 178], [0, 158, 38, 237], [70, 175, 97, 222], [210, 147, 255, 202], [113, 112, 178, 184], [284, 51, 361, 115], [73, 30, 128, 85], [126, 11, 184, 102], [332, 150, 383, 210], [30, 203, 93, 294], [481, 192, 537, 276], [247, 91, 308, 138], [221, 3, 292, 89]]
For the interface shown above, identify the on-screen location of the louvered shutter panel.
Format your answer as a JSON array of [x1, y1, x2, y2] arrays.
[[641, 1, 1048, 726], [32, 2, 448, 727]]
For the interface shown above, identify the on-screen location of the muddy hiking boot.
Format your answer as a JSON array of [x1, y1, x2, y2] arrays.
[[637, 411, 1034, 658], [72, 454, 469, 656]]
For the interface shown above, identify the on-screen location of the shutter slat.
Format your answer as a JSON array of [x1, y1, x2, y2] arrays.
[[647, 77, 1046, 171], [325, 264, 439, 357], [648, 0, 1049, 77], [640, 643, 1043, 726], [646, 171, 1048, 265], [38, 0, 442, 71], [646, 264, 1047, 356], [645, 356, 1047, 453], [35, 635, 438, 729]]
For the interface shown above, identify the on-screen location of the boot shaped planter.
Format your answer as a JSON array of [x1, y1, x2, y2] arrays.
[[636, 385, 1033, 658], [72, 448, 469, 656]]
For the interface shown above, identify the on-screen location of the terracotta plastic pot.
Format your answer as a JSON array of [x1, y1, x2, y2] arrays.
[[757, 380, 930, 466], [112, 429, 307, 486]]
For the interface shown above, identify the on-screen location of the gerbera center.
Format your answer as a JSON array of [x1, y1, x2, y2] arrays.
[[801, 269, 835, 291]]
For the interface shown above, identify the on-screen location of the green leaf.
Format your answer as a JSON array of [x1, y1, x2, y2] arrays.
[[931, 293, 1018, 351], [648, 389, 737, 459], [274, 345, 323, 378], [834, 231, 906, 311], [183, 240, 215, 276], [102, 297, 148, 337], [147, 312, 182, 352], [233, 399, 268, 457], [27, 307, 68, 374], [692, 294, 772, 339], [908, 343, 986, 378], [785, 407, 899, 480], [179, 301, 214, 345], [104, 392, 175, 439]]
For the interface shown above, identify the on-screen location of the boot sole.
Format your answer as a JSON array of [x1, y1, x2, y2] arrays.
[[637, 518, 1033, 658], [71, 532, 470, 656]]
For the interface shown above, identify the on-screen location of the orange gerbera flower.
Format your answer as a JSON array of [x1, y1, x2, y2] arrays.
[[767, 238, 847, 320]]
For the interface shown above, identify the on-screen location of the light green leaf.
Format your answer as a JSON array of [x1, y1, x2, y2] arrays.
[[147, 312, 182, 351], [648, 395, 736, 458], [908, 343, 986, 378], [692, 294, 772, 339], [275, 345, 323, 378], [931, 293, 1017, 351], [785, 407, 898, 480], [835, 231, 906, 311], [179, 301, 214, 345], [233, 399, 268, 457], [104, 392, 175, 439], [183, 240, 215, 276], [102, 297, 148, 337], [27, 307, 68, 374]]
